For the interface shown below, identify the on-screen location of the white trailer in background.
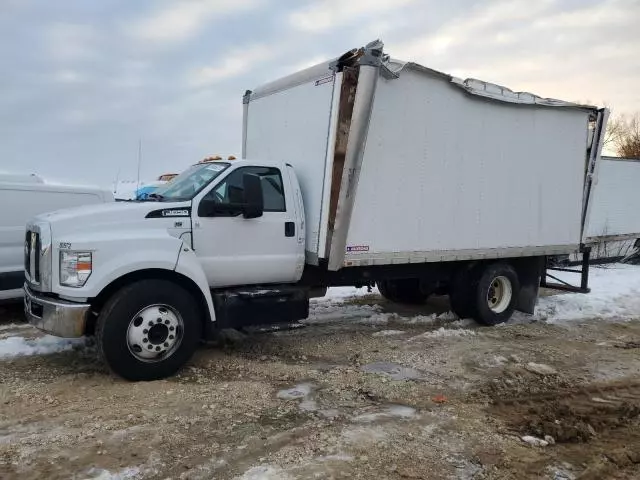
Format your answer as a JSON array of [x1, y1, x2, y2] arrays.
[[550, 156, 640, 265], [24, 40, 610, 380], [583, 156, 640, 258], [0, 175, 113, 301]]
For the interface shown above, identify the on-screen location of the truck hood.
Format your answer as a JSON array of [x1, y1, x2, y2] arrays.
[[33, 201, 192, 234]]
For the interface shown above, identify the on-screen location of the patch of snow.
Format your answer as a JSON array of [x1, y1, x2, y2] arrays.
[[448, 318, 477, 328], [372, 329, 406, 337], [0, 323, 31, 332], [525, 362, 558, 376], [387, 405, 418, 418], [434, 310, 459, 322], [480, 355, 509, 368], [521, 435, 549, 447], [277, 383, 313, 400], [352, 405, 417, 423], [405, 314, 438, 325], [304, 304, 381, 325], [547, 463, 576, 480], [84, 466, 142, 479], [408, 327, 477, 341], [341, 425, 388, 445], [317, 287, 379, 302], [355, 312, 396, 325], [535, 264, 640, 323], [237, 465, 293, 480], [277, 383, 331, 416], [0, 335, 86, 359]]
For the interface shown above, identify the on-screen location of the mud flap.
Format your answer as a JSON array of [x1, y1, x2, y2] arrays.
[[511, 257, 546, 314]]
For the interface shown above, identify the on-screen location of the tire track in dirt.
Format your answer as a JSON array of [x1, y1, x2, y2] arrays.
[[489, 379, 640, 478]]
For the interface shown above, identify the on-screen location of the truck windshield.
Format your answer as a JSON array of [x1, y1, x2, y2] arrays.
[[150, 162, 230, 201]]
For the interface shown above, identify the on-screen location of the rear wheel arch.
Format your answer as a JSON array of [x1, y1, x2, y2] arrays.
[[87, 268, 211, 337]]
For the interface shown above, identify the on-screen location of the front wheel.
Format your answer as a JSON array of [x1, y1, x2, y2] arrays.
[[96, 280, 201, 381]]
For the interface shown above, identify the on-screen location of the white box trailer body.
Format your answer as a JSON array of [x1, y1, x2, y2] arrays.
[[243, 41, 607, 272]]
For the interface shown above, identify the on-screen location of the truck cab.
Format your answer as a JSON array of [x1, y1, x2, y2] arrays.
[[24, 159, 307, 380]]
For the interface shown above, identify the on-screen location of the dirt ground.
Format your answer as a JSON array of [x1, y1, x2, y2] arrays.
[[1, 292, 640, 480]]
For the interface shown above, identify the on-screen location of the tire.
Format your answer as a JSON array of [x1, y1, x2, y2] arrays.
[[96, 279, 201, 381], [377, 279, 432, 305], [470, 263, 520, 326]]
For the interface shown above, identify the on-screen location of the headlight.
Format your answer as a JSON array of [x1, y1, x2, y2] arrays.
[[60, 251, 92, 287]]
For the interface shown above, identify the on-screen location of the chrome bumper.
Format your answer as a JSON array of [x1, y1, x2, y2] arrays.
[[23, 284, 90, 338]]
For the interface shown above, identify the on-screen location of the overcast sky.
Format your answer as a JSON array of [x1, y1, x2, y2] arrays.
[[1, 0, 639, 187]]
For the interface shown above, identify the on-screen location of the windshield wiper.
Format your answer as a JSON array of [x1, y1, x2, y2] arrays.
[[146, 193, 165, 201]]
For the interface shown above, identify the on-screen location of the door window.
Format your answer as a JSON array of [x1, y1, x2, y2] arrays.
[[206, 167, 286, 212]]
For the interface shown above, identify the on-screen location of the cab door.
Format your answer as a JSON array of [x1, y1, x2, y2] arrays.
[[192, 165, 302, 288]]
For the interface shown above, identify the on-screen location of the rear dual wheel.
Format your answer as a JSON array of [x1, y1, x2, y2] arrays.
[[377, 278, 434, 305], [450, 263, 520, 325]]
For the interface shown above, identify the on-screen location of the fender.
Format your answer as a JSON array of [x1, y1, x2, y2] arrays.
[[174, 246, 216, 323], [54, 230, 184, 299]]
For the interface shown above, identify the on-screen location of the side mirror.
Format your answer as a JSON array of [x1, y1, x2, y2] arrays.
[[198, 197, 227, 217], [242, 173, 263, 219]]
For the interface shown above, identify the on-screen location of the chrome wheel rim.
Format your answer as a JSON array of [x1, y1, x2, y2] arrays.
[[487, 276, 512, 313], [127, 304, 183, 362]]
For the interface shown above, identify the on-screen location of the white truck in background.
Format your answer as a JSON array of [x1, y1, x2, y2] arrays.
[[24, 40, 609, 381], [0, 174, 113, 301]]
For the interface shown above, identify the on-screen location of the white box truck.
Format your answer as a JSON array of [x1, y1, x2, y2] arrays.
[[0, 174, 113, 301], [24, 41, 608, 380]]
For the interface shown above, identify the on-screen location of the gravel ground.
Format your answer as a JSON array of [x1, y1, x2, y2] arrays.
[[1, 292, 640, 480]]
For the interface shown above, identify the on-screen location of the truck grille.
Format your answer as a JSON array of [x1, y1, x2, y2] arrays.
[[25, 230, 41, 284]]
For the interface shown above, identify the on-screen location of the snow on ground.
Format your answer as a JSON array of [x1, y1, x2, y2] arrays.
[[314, 264, 640, 326], [535, 264, 640, 323], [409, 327, 477, 341], [84, 466, 142, 480], [237, 465, 293, 480], [0, 323, 31, 332], [0, 265, 639, 362], [0, 335, 86, 359]]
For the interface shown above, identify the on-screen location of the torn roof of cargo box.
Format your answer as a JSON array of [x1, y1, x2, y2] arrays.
[[399, 59, 598, 110], [247, 43, 599, 113]]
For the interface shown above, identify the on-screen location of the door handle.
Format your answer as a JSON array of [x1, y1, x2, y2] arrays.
[[285, 222, 295, 237]]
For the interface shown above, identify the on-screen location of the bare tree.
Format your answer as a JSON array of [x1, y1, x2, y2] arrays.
[[607, 113, 640, 159]]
